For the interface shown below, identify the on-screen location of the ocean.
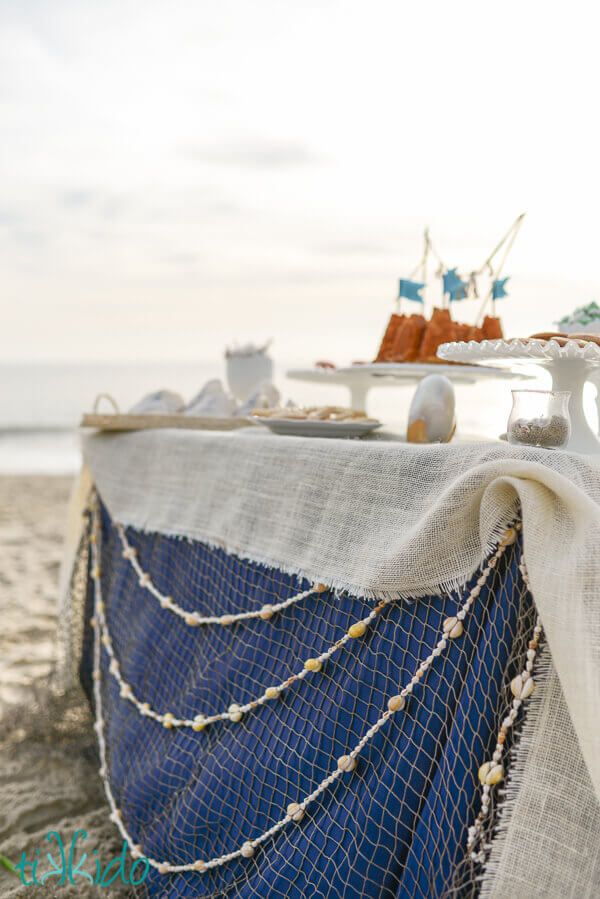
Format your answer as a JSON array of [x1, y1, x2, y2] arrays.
[[1, 361, 596, 473]]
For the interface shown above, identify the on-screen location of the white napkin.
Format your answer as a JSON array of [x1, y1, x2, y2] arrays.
[[128, 390, 184, 415], [185, 379, 237, 418], [236, 381, 281, 417]]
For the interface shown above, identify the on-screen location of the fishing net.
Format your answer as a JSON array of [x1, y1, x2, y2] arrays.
[[74, 496, 539, 899]]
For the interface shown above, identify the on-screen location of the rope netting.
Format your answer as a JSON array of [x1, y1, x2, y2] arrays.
[[77, 497, 539, 899]]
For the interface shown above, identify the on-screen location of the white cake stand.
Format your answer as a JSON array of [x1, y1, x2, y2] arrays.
[[438, 338, 600, 454], [287, 362, 519, 412]]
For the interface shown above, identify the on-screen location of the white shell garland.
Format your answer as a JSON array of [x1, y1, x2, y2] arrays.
[[115, 520, 325, 627], [467, 554, 543, 865], [90, 496, 517, 876], [93, 580, 387, 729]]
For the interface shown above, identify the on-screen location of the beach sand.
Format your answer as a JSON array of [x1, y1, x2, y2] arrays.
[[0, 476, 129, 897]]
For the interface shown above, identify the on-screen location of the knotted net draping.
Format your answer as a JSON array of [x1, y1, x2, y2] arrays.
[[81, 501, 532, 898], [74, 430, 600, 897]]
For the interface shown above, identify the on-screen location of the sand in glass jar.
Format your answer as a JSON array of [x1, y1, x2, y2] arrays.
[[508, 390, 571, 449]]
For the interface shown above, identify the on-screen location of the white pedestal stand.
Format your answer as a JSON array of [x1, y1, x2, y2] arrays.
[[438, 339, 600, 455], [287, 363, 519, 414], [541, 359, 600, 454]]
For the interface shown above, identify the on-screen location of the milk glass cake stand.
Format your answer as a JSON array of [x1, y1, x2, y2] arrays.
[[286, 362, 517, 412], [438, 338, 600, 454]]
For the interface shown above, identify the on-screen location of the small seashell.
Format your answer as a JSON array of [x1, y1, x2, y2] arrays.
[[304, 657, 322, 672], [387, 694, 406, 712], [287, 802, 304, 822], [337, 754, 357, 773], [228, 703, 243, 722], [240, 842, 255, 858], [443, 617, 464, 639], [510, 674, 535, 700], [259, 605, 274, 620], [264, 687, 279, 700], [348, 621, 368, 639], [478, 762, 504, 785]]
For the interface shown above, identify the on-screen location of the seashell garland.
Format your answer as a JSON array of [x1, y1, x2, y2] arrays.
[[91, 493, 522, 877], [467, 554, 543, 866]]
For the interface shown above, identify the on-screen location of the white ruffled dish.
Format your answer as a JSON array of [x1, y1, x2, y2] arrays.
[[437, 338, 600, 365]]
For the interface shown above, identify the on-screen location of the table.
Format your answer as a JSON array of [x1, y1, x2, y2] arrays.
[[73, 428, 600, 899]]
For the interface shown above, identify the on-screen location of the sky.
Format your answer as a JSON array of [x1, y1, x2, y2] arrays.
[[2, 0, 600, 366]]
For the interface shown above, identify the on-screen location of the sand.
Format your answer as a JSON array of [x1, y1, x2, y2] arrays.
[[0, 477, 130, 897]]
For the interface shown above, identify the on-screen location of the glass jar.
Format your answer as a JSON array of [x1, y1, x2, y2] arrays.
[[507, 389, 571, 449]]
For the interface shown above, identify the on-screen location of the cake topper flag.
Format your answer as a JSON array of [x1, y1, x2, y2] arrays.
[[398, 279, 425, 303], [492, 277, 509, 300], [443, 268, 468, 301]]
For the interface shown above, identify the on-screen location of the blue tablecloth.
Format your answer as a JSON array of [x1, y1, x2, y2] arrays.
[[81, 503, 531, 899]]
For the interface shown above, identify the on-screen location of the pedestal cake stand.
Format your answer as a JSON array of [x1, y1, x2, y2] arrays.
[[287, 362, 519, 412], [438, 338, 600, 454]]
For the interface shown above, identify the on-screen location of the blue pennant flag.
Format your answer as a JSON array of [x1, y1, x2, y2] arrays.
[[442, 268, 468, 301], [492, 277, 510, 300], [398, 279, 425, 303]]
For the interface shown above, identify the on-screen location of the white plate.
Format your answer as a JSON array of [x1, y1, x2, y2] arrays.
[[250, 417, 383, 438]]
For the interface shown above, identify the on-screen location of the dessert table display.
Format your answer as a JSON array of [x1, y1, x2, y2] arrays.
[[438, 338, 600, 454], [63, 428, 600, 898]]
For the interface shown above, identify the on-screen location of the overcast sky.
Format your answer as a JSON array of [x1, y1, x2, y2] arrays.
[[2, 0, 600, 365]]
